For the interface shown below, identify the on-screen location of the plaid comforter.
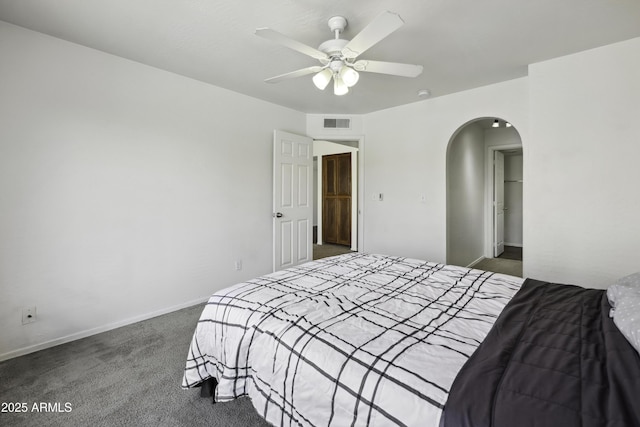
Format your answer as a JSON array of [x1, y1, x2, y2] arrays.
[[182, 253, 523, 427]]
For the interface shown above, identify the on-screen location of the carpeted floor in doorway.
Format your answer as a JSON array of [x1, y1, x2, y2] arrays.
[[313, 243, 353, 260], [473, 257, 523, 277]]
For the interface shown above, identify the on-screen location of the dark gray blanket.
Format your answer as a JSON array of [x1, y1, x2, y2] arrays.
[[442, 278, 640, 427]]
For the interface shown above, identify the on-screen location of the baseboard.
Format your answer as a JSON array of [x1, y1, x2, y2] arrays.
[[467, 256, 485, 268], [0, 296, 210, 362], [504, 243, 523, 248]]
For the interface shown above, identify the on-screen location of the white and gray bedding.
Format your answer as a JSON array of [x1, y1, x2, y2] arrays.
[[182, 253, 523, 427]]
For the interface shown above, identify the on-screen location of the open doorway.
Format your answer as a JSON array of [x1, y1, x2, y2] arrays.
[[491, 147, 523, 259], [313, 140, 359, 260], [446, 117, 523, 276]]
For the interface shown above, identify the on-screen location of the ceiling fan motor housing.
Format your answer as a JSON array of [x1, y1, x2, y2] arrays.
[[327, 16, 347, 33], [318, 39, 349, 58], [318, 16, 350, 63]]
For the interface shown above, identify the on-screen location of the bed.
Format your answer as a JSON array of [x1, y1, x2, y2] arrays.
[[182, 252, 640, 427]]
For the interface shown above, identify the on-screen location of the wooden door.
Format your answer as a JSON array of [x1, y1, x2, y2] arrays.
[[322, 153, 351, 246]]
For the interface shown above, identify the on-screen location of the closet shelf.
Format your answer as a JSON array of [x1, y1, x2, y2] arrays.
[[505, 180, 523, 183]]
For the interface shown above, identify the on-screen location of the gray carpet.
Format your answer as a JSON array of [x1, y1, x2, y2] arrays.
[[0, 304, 270, 427], [473, 257, 523, 277], [498, 246, 523, 261], [313, 243, 353, 260]]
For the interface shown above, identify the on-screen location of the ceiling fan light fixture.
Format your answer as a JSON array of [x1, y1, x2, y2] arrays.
[[333, 76, 349, 96], [492, 119, 500, 128], [339, 66, 359, 87], [312, 68, 333, 90]]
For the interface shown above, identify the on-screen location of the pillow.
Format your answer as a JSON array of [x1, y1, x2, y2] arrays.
[[607, 272, 640, 356]]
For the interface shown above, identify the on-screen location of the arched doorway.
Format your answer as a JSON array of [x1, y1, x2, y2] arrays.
[[446, 117, 523, 276]]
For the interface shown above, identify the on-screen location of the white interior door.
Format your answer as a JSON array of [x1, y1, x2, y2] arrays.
[[273, 130, 313, 271], [493, 151, 505, 257]]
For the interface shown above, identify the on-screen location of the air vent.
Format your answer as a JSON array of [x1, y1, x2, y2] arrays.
[[323, 118, 351, 129]]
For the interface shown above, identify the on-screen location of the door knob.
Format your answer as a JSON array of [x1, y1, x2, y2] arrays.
[[273, 212, 283, 218]]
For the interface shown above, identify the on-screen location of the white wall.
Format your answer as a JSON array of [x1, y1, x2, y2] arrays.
[[0, 22, 306, 360], [446, 123, 485, 267], [362, 78, 529, 262], [363, 36, 640, 289], [526, 37, 640, 288]]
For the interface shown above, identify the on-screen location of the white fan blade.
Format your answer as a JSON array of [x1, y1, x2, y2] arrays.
[[353, 60, 423, 78], [341, 11, 404, 59], [264, 66, 324, 84], [255, 28, 328, 61]]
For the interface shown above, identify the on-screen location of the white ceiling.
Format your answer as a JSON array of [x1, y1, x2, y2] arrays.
[[1, 0, 640, 114]]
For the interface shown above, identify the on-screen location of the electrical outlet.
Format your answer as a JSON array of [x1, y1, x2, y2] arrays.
[[22, 306, 37, 325], [235, 259, 242, 271]]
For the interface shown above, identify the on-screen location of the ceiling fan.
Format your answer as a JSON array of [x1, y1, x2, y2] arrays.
[[255, 11, 423, 96]]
